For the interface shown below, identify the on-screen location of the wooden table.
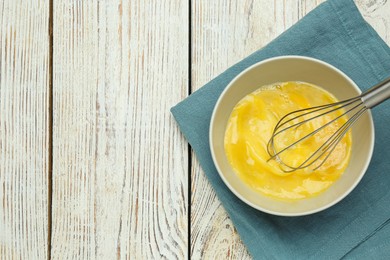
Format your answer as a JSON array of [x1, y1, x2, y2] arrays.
[[0, 0, 389, 259]]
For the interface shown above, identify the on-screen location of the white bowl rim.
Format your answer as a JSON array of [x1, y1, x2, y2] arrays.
[[209, 55, 375, 216]]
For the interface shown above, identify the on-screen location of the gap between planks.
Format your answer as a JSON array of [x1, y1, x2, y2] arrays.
[[188, 0, 193, 258], [48, 0, 54, 259]]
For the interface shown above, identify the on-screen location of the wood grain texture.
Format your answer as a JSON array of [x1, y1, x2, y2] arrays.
[[0, 0, 50, 259], [356, 0, 390, 42], [191, 0, 390, 259], [51, 1, 188, 259]]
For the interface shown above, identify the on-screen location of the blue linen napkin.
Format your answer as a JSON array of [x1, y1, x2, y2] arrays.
[[171, 0, 390, 258]]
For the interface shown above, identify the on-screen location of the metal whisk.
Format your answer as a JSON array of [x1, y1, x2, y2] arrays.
[[267, 77, 390, 172]]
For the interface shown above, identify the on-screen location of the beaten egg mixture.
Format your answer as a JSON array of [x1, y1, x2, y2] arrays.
[[224, 82, 352, 200]]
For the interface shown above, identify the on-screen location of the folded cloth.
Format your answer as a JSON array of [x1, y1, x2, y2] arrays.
[[171, 0, 390, 258]]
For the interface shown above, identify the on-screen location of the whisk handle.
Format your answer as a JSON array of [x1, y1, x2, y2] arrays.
[[361, 77, 390, 108]]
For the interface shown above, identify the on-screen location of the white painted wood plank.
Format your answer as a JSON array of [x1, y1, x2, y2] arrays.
[[51, 1, 188, 259], [0, 0, 50, 259], [356, 0, 390, 43], [191, 0, 390, 258]]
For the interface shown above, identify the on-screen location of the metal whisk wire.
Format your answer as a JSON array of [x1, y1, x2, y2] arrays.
[[267, 77, 390, 172]]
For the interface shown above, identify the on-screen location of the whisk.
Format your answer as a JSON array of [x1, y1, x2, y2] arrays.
[[267, 77, 390, 172]]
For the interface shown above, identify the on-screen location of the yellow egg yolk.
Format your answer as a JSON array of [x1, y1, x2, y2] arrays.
[[224, 82, 352, 200]]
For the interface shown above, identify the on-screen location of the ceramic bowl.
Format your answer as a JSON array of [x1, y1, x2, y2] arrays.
[[209, 56, 374, 216]]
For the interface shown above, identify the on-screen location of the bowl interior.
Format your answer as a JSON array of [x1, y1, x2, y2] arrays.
[[210, 56, 374, 216]]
